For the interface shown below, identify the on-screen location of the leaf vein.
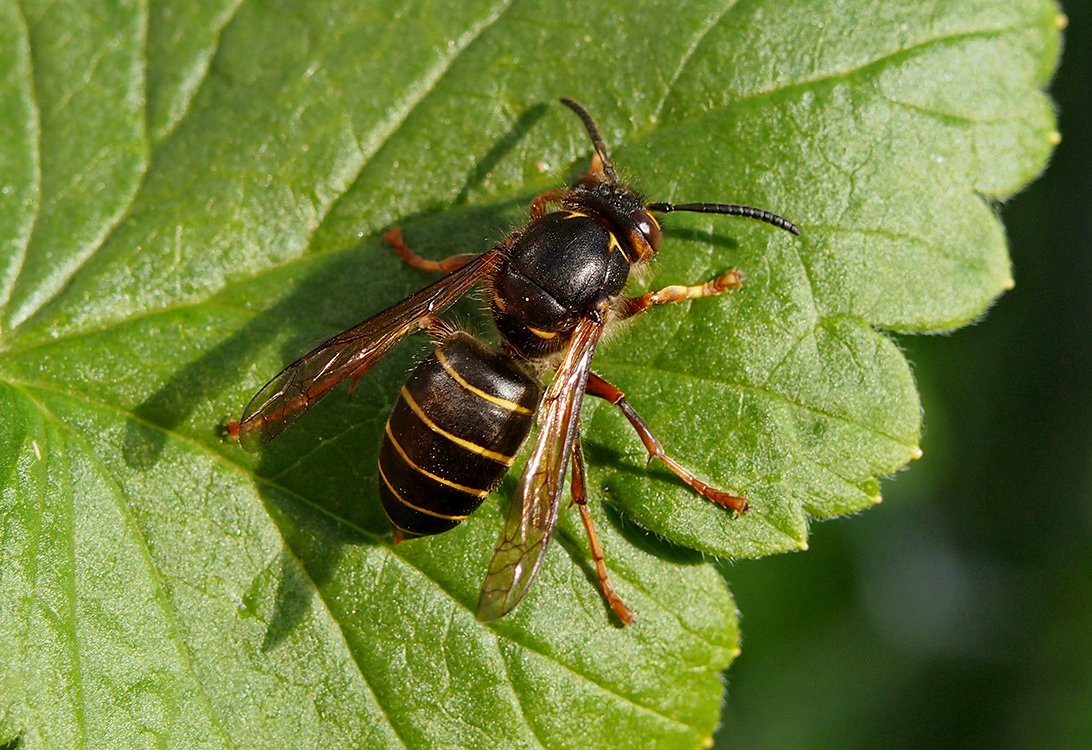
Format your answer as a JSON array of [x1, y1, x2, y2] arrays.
[[599, 358, 912, 450], [382, 555, 700, 736], [553, 518, 729, 655], [15, 380, 410, 747], [149, 0, 247, 145], [657, 23, 1035, 134], [6, 5, 150, 332], [654, 0, 739, 123], [297, 0, 519, 258], [59, 427, 89, 748], [8, 383, 240, 749], [270, 527, 412, 748], [0, 1, 41, 324], [495, 642, 549, 750]]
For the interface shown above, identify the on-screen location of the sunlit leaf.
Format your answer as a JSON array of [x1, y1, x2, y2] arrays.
[[0, 0, 1061, 747]]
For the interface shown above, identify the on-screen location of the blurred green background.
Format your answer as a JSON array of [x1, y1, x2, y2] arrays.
[[716, 6, 1089, 748]]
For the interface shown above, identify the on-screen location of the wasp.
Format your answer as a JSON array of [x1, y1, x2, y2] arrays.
[[226, 99, 800, 624]]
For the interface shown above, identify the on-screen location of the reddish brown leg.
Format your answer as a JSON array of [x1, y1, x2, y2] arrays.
[[529, 188, 573, 220], [571, 432, 636, 625], [383, 227, 477, 273], [623, 269, 743, 318], [586, 373, 748, 513]]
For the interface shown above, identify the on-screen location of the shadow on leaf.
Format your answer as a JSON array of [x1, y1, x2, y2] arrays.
[[119, 191, 533, 649]]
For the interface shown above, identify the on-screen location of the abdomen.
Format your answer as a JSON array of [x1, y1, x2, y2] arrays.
[[378, 333, 541, 538]]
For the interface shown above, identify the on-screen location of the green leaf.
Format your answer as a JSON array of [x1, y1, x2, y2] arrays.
[[0, 0, 1060, 747]]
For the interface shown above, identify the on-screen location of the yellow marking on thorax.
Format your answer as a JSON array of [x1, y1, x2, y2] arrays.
[[385, 422, 490, 497], [435, 348, 533, 415], [400, 387, 514, 464], [563, 210, 588, 219], [378, 460, 470, 521]]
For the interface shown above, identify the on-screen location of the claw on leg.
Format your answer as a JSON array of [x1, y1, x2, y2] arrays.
[[587, 373, 748, 514]]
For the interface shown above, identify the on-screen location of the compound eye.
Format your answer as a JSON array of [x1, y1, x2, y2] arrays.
[[632, 210, 662, 254]]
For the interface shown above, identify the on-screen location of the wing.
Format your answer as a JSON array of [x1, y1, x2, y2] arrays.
[[233, 248, 502, 451], [476, 311, 606, 621]]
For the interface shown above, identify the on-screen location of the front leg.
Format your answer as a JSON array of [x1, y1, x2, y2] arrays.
[[623, 269, 743, 318], [528, 188, 575, 220]]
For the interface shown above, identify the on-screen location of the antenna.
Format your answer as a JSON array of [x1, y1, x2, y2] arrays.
[[648, 202, 801, 236], [560, 98, 619, 181]]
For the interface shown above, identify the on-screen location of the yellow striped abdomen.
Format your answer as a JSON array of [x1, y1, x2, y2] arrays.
[[378, 332, 541, 538]]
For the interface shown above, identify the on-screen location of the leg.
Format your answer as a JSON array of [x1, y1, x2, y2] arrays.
[[571, 432, 636, 625], [383, 227, 477, 274], [622, 269, 743, 318], [586, 373, 748, 513], [529, 188, 573, 220]]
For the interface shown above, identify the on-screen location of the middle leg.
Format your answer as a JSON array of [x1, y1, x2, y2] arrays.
[[587, 373, 748, 513]]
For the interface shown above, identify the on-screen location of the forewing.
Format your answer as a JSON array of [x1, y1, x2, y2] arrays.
[[476, 313, 606, 621], [234, 249, 502, 451]]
